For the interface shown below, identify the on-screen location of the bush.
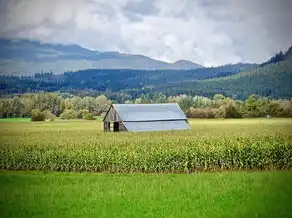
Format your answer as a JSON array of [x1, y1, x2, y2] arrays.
[[76, 109, 87, 119], [214, 106, 226, 118], [60, 109, 77, 120], [83, 113, 95, 120], [43, 110, 56, 121], [223, 103, 242, 118], [31, 109, 45, 121], [186, 108, 216, 118]]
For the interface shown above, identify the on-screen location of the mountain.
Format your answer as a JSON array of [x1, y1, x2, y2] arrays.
[[0, 62, 257, 97], [169, 60, 203, 69], [1, 60, 289, 100], [0, 38, 203, 75], [3, 38, 291, 101]]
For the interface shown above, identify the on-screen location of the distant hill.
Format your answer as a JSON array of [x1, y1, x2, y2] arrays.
[[154, 60, 292, 99], [1, 60, 290, 100], [2, 38, 291, 101], [0, 62, 257, 97], [169, 60, 202, 69], [0, 38, 203, 75]]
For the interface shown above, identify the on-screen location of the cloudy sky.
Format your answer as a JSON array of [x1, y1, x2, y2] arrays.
[[0, 0, 291, 66]]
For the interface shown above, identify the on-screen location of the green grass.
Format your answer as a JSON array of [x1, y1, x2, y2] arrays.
[[0, 171, 292, 218], [0, 117, 31, 122], [1, 119, 292, 172]]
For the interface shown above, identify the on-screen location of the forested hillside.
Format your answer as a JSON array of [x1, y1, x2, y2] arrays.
[[0, 63, 257, 97], [1, 61, 290, 100], [1, 45, 292, 100], [154, 61, 292, 99]]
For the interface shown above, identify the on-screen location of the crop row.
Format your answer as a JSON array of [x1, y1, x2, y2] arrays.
[[1, 134, 291, 173]]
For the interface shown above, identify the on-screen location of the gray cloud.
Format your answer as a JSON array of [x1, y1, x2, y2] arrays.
[[0, 0, 291, 66]]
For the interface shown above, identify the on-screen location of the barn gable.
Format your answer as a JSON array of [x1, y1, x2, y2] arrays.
[[103, 105, 122, 122], [103, 103, 191, 132]]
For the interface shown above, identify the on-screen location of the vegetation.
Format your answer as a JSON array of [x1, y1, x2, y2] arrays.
[[1, 171, 292, 218], [172, 61, 292, 99], [30, 109, 45, 121], [60, 109, 77, 120], [42, 110, 56, 121], [0, 92, 112, 118], [0, 63, 256, 96], [0, 119, 291, 173], [1, 92, 291, 119], [1, 60, 291, 100]]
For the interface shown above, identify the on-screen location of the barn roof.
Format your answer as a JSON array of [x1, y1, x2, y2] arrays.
[[123, 120, 190, 132], [112, 103, 187, 122]]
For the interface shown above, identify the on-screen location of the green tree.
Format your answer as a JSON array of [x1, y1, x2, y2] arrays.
[[60, 109, 77, 120], [31, 109, 45, 121], [43, 110, 56, 121]]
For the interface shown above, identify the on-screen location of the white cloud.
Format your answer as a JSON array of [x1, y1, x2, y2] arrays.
[[0, 0, 291, 66]]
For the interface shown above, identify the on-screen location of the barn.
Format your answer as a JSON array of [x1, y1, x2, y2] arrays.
[[103, 103, 191, 132]]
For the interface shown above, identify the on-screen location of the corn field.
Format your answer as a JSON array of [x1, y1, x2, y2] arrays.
[[0, 119, 292, 173]]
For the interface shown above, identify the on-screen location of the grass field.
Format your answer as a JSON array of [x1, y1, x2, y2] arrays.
[[0, 117, 31, 122], [0, 119, 292, 217], [1, 171, 292, 218]]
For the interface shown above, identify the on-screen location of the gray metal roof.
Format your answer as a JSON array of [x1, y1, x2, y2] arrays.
[[123, 120, 191, 132], [112, 103, 187, 122]]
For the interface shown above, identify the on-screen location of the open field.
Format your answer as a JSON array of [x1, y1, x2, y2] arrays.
[[0, 118, 31, 122], [1, 171, 292, 218], [0, 118, 292, 172], [0, 119, 292, 217]]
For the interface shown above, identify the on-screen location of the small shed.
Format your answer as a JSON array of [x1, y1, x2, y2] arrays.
[[103, 103, 191, 132]]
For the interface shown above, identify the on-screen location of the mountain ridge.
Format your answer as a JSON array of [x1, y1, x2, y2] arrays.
[[0, 38, 203, 75]]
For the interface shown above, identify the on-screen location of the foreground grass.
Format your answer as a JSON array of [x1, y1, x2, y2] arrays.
[[0, 171, 291, 218], [1, 119, 292, 172]]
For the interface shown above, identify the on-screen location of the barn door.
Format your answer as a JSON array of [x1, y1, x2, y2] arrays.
[[113, 122, 119, 132]]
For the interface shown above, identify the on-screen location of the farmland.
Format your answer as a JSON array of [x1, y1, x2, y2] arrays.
[[0, 118, 292, 217], [1, 171, 292, 218], [0, 118, 292, 172]]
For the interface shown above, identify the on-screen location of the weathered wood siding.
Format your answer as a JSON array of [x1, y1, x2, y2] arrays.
[[118, 122, 127, 131], [103, 106, 121, 122], [103, 121, 127, 132]]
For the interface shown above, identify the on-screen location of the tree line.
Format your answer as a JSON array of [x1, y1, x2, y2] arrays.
[[1, 92, 292, 119]]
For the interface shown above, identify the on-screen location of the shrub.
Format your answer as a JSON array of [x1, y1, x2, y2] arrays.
[[214, 106, 226, 118], [83, 113, 95, 120], [60, 109, 77, 120], [186, 108, 216, 118], [43, 110, 56, 121], [31, 109, 45, 121], [223, 103, 242, 118], [76, 109, 87, 119]]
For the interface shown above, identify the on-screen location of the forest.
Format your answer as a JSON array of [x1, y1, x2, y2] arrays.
[[1, 60, 291, 100], [0, 63, 256, 97], [1, 92, 291, 119]]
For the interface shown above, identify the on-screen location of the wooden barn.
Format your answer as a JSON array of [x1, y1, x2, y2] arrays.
[[103, 103, 191, 132]]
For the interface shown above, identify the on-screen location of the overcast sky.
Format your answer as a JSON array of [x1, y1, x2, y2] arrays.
[[0, 0, 292, 66]]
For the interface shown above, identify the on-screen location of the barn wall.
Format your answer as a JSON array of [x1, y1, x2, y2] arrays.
[[103, 106, 121, 122], [119, 122, 127, 131], [103, 122, 110, 132]]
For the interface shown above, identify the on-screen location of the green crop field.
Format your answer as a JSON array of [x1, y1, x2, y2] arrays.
[[0, 119, 292, 217], [1, 119, 292, 172]]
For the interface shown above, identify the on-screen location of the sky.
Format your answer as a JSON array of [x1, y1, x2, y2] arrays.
[[0, 0, 292, 67]]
